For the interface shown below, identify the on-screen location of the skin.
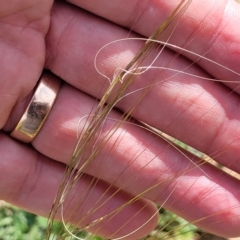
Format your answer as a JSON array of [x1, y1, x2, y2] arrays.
[[1, 0, 240, 238]]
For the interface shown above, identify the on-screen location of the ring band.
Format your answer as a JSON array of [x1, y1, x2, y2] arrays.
[[10, 71, 61, 143]]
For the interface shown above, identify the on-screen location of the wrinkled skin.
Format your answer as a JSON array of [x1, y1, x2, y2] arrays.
[[1, 0, 240, 238]]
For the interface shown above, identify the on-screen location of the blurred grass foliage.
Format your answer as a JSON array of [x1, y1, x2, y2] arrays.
[[0, 202, 46, 240], [0, 201, 201, 240]]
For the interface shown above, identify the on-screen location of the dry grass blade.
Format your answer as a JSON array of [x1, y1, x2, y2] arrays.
[[44, 0, 240, 239]]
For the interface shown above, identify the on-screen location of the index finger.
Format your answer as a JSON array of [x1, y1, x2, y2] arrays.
[[67, 0, 240, 91]]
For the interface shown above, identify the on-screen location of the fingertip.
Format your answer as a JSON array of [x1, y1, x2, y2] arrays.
[[88, 199, 158, 240]]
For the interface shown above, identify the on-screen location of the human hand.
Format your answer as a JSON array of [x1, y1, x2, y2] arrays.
[[1, 0, 240, 239]]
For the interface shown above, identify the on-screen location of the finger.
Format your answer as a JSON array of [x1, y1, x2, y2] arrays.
[[5, 78, 240, 237], [67, 0, 240, 91], [0, 133, 157, 239], [0, 0, 53, 128], [45, 2, 240, 174]]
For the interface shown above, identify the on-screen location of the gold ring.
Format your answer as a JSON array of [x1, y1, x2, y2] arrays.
[[10, 71, 61, 143]]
